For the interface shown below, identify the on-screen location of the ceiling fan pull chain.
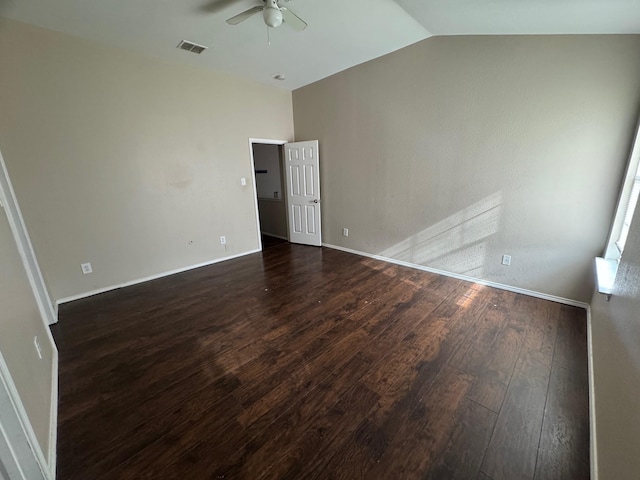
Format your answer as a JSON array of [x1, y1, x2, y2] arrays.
[[267, 25, 271, 46]]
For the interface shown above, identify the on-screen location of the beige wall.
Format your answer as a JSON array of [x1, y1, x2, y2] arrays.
[[293, 35, 640, 302], [0, 200, 54, 458], [253, 144, 284, 200], [0, 19, 294, 301], [590, 202, 640, 479], [257, 198, 288, 239]]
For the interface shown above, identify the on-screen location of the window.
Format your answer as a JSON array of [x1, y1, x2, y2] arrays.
[[597, 120, 640, 297], [615, 168, 640, 254], [604, 120, 640, 262]]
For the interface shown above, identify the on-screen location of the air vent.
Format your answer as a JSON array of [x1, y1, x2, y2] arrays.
[[176, 40, 208, 55]]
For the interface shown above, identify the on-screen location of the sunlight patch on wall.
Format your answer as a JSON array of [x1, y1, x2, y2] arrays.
[[380, 192, 503, 277]]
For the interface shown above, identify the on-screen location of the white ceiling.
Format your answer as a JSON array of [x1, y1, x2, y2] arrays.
[[2, 0, 640, 90]]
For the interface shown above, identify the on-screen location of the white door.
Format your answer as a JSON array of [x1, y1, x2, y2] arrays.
[[284, 141, 321, 246]]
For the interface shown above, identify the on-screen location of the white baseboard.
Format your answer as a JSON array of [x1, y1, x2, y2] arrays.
[[322, 243, 589, 310], [48, 350, 57, 478], [586, 306, 598, 480], [261, 232, 288, 241], [56, 249, 261, 305]]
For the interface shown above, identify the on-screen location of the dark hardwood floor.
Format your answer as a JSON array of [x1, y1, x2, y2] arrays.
[[52, 243, 590, 479], [260, 234, 288, 249]]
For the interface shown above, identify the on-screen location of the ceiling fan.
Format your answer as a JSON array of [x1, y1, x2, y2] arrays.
[[226, 0, 307, 30]]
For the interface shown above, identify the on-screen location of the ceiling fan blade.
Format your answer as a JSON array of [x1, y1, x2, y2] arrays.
[[199, 0, 241, 14], [226, 6, 264, 25], [281, 7, 307, 31]]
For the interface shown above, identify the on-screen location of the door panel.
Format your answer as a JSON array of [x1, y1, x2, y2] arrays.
[[292, 205, 302, 234], [284, 141, 321, 246], [306, 205, 316, 234]]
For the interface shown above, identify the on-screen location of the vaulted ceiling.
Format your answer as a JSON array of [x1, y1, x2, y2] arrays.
[[2, 0, 640, 90]]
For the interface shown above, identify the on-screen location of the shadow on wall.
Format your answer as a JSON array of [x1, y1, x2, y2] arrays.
[[380, 192, 503, 277]]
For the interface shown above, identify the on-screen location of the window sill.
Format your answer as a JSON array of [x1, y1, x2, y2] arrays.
[[595, 257, 618, 300]]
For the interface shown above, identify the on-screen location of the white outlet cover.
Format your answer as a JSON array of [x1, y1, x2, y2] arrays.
[[220, 236, 226, 245], [240, 178, 247, 186], [501, 255, 511, 266], [343, 228, 349, 237], [81, 262, 93, 274]]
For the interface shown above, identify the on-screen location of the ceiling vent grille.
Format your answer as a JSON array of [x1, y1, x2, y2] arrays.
[[176, 40, 208, 54]]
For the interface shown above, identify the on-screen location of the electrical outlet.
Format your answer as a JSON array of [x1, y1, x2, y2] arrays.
[[220, 236, 226, 245], [240, 178, 247, 186], [81, 262, 93, 274], [343, 228, 349, 237], [33, 336, 42, 360], [501, 255, 512, 266]]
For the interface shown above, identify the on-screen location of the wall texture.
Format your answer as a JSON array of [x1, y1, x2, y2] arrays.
[[590, 202, 640, 479], [0, 19, 294, 301], [0, 201, 54, 459], [253, 144, 283, 200], [293, 35, 640, 302], [257, 199, 288, 239]]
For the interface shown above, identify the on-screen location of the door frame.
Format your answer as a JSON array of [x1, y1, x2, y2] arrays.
[[248, 138, 289, 251], [0, 148, 57, 478], [0, 351, 50, 480], [0, 151, 56, 326]]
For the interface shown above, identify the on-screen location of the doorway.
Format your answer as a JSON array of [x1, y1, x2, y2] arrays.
[[251, 141, 289, 246], [249, 138, 322, 249]]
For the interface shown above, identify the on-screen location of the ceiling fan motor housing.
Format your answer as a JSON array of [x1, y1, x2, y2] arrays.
[[263, 0, 283, 27]]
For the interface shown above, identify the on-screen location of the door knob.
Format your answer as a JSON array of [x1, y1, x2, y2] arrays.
[[312, 199, 320, 204]]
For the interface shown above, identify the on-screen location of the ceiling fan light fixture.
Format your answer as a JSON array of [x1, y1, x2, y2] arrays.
[[263, 7, 283, 27]]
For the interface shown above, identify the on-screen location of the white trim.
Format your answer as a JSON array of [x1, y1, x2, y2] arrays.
[[594, 257, 617, 297], [0, 151, 57, 326], [56, 249, 261, 305], [586, 305, 599, 480], [0, 420, 28, 480], [47, 351, 57, 476], [0, 352, 50, 480], [248, 138, 289, 145], [322, 243, 589, 309], [603, 117, 640, 260], [261, 232, 288, 241], [248, 138, 290, 253], [0, 148, 57, 478]]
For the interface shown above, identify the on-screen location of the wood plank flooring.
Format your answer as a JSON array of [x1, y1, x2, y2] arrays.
[[52, 243, 590, 479]]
